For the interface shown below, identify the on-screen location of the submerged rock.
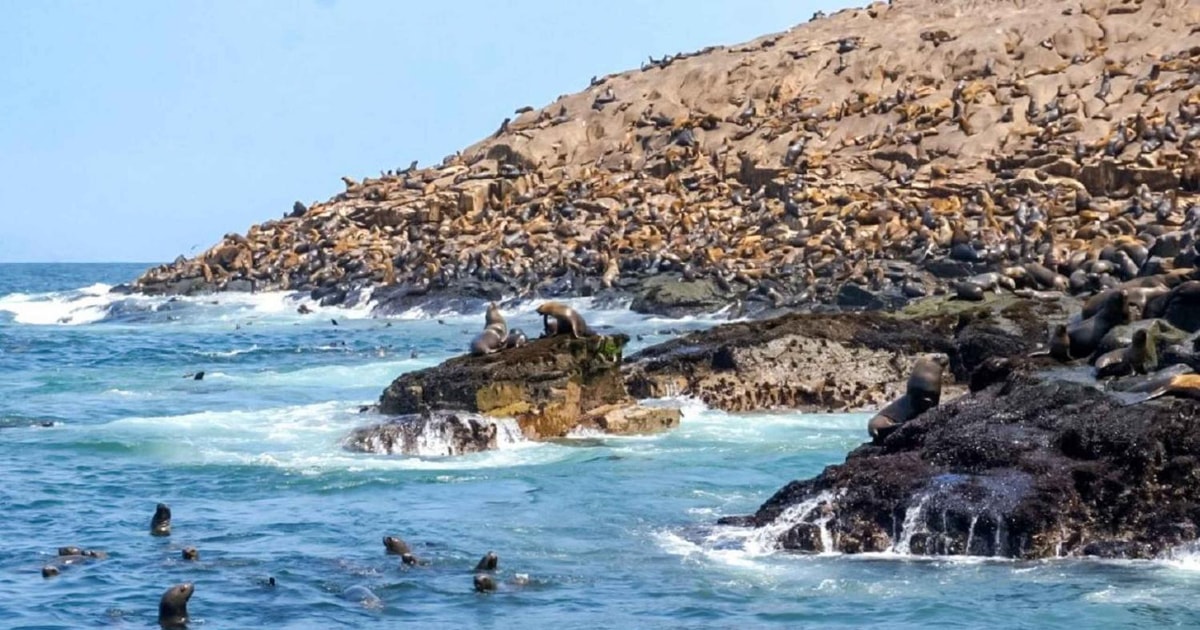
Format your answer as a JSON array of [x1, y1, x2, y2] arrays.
[[343, 411, 520, 456], [730, 374, 1200, 559]]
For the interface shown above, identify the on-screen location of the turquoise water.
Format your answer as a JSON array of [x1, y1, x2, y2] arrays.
[[2, 263, 1200, 629]]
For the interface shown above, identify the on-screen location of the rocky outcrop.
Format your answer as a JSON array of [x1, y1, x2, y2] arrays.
[[343, 411, 520, 457], [133, 0, 1200, 318], [622, 295, 1071, 412], [378, 334, 680, 440], [725, 373, 1200, 559]]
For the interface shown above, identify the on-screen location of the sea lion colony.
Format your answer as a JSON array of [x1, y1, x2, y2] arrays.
[[135, 0, 1200, 317]]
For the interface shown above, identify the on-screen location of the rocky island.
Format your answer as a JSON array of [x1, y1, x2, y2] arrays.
[[132, 0, 1200, 559]]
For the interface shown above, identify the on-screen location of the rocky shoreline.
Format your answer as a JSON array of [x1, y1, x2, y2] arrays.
[[129, 0, 1200, 321], [123, 0, 1200, 559]]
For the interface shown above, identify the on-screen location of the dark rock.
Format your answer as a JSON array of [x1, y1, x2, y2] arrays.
[[630, 276, 726, 317], [343, 411, 513, 456], [836, 284, 885, 310], [739, 375, 1200, 559]]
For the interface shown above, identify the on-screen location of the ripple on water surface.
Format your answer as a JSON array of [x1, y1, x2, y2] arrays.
[[5, 267, 1200, 628]]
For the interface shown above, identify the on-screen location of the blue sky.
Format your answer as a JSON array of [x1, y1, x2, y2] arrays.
[[0, 0, 852, 263]]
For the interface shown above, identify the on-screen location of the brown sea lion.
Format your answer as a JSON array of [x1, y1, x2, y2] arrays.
[[867, 357, 944, 443], [1049, 323, 1072, 362], [383, 536, 411, 555], [469, 302, 509, 355], [151, 503, 171, 537], [504, 328, 528, 349], [475, 551, 498, 571], [1068, 291, 1131, 358], [1095, 329, 1157, 378], [158, 582, 194, 629], [181, 547, 199, 561], [536, 302, 592, 338], [474, 574, 498, 592]]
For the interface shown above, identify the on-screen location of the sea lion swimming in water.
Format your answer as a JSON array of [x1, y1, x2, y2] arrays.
[[181, 547, 199, 561], [469, 303, 509, 356], [474, 551, 499, 571], [151, 503, 172, 537], [536, 302, 593, 338], [474, 574, 498, 592], [158, 582, 194, 629], [383, 536, 411, 555], [867, 357, 944, 443]]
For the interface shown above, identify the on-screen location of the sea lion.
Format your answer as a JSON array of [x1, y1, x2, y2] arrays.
[[536, 302, 592, 338], [504, 328, 528, 349], [41, 565, 59, 578], [151, 503, 172, 537], [181, 547, 199, 561], [952, 281, 985, 301], [1049, 324, 1072, 362], [469, 303, 508, 355], [1095, 329, 1157, 378], [474, 551, 498, 571], [1133, 373, 1200, 403], [969, 357, 1013, 392], [473, 574, 498, 592], [158, 582, 194, 629], [1068, 291, 1131, 358], [383, 536, 411, 555], [867, 357, 944, 443], [183, 371, 204, 381]]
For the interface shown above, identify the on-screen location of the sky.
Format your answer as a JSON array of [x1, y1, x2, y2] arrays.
[[0, 0, 855, 263]]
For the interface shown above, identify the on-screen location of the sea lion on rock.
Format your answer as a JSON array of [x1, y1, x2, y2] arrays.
[[504, 328, 528, 349], [383, 536, 411, 555], [475, 551, 499, 571], [158, 582, 194, 629], [536, 302, 593, 338], [1049, 324, 1072, 362], [867, 357, 944, 443], [1095, 329, 1157, 378], [469, 302, 509, 356], [1068, 291, 1131, 358], [952, 281, 985, 301], [151, 503, 172, 537]]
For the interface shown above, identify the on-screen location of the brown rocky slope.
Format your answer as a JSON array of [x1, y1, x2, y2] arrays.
[[134, 0, 1200, 315]]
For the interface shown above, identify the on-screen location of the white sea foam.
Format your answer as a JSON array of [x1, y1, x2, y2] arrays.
[[0, 283, 123, 325], [90, 400, 567, 472], [0, 284, 378, 327]]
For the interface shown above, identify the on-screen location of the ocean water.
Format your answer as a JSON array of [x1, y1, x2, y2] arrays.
[[2, 263, 1200, 629]]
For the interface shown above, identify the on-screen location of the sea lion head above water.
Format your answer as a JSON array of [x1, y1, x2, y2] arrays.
[[474, 551, 499, 572], [383, 536, 411, 555], [158, 582, 194, 629], [150, 503, 171, 537]]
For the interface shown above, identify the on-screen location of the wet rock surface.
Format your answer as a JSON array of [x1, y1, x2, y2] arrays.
[[622, 295, 1068, 412], [343, 411, 518, 457], [728, 373, 1200, 559], [378, 334, 679, 441]]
